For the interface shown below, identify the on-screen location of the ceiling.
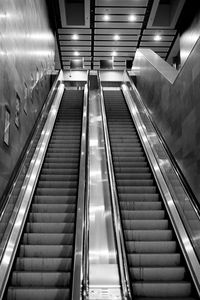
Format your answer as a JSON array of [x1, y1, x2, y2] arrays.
[[53, 0, 186, 70]]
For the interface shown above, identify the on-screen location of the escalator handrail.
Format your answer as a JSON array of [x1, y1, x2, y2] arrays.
[[72, 81, 89, 300], [121, 82, 200, 297], [0, 83, 65, 299], [99, 81, 132, 300]]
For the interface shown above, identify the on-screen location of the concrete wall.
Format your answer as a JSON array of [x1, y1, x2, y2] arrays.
[[0, 0, 55, 202], [133, 17, 200, 204]]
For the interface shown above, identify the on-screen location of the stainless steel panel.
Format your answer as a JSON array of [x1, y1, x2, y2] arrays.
[[88, 88, 121, 299], [72, 82, 89, 300]]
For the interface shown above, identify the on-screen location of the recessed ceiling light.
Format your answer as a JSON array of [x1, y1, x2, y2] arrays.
[[112, 51, 117, 56], [72, 34, 79, 40], [103, 14, 110, 21], [114, 35, 120, 41], [154, 35, 162, 41], [74, 51, 80, 56], [129, 14, 136, 22]]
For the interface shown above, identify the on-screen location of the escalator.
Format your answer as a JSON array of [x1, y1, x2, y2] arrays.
[[104, 89, 198, 299], [4, 89, 83, 300]]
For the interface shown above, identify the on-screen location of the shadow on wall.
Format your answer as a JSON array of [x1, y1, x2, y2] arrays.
[[0, 0, 55, 202]]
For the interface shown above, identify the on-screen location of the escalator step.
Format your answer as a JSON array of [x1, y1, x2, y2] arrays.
[[11, 272, 71, 287], [22, 233, 74, 245], [31, 204, 76, 213], [124, 230, 173, 241], [130, 267, 187, 281], [25, 222, 74, 234], [132, 282, 192, 297], [15, 257, 72, 271], [6, 288, 70, 300], [28, 212, 75, 223], [19, 245, 73, 258]]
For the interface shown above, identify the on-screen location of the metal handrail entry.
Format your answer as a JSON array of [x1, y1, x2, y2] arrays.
[[121, 81, 200, 297], [98, 75, 132, 300], [0, 83, 65, 299]]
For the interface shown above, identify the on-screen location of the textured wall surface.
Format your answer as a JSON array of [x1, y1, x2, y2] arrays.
[[133, 34, 200, 204], [0, 0, 55, 202]]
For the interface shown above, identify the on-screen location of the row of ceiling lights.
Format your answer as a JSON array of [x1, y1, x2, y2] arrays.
[[71, 30, 162, 57], [103, 14, 137, 22]]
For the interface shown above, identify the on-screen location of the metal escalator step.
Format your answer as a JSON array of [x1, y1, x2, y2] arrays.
[[25, 222, 74, 234], [11, 272, 71, 287], [19, 245, 73, 257], [114, 162, 148, 168], [135, 296, 198, 300], [117, 179, 154, 186], [115, 173, 152, 180], [46, 148, 79, 154], [33, 196, 76, 204], [45, 153, 79, 159], [31, 204, 76, 213], [37, 181, 78, 189], [113, 153, 145, 159], [121, 210, 165, 220], [6, 288, 70, 300], [128, 253, 181, 267], [40, 168, 78, 175], [126, 241, 177, 253], [130, 267, 187, 281], [132, 282, 192, 297], [124, 230, 173, 241], [115, 167, 150, 173], [44, 157, 79, 164], [119, 194, 160, 201], [122, 220, 169, 230], [118, 186, 157, 194], [28, 212, 75, 223], [42, 162, 78, 169], [22, 233, 74, 245], [15, 257, 72, 271], [120, 201, 162, 210], [35, 188, 77, 196]]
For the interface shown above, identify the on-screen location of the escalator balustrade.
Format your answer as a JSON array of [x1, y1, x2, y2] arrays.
[[104, 89, 198, 299], [5, 90, 83, 300]]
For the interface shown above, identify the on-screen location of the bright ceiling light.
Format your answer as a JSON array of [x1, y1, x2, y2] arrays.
[[74, 51, 80, 56], [72, 34, 79, 40], [112, 51, 117, 56], [103, 14, 110, 21], [154, 35, 162, 41], [129, 14, 136, 22], [114, 35, 120, 41]]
